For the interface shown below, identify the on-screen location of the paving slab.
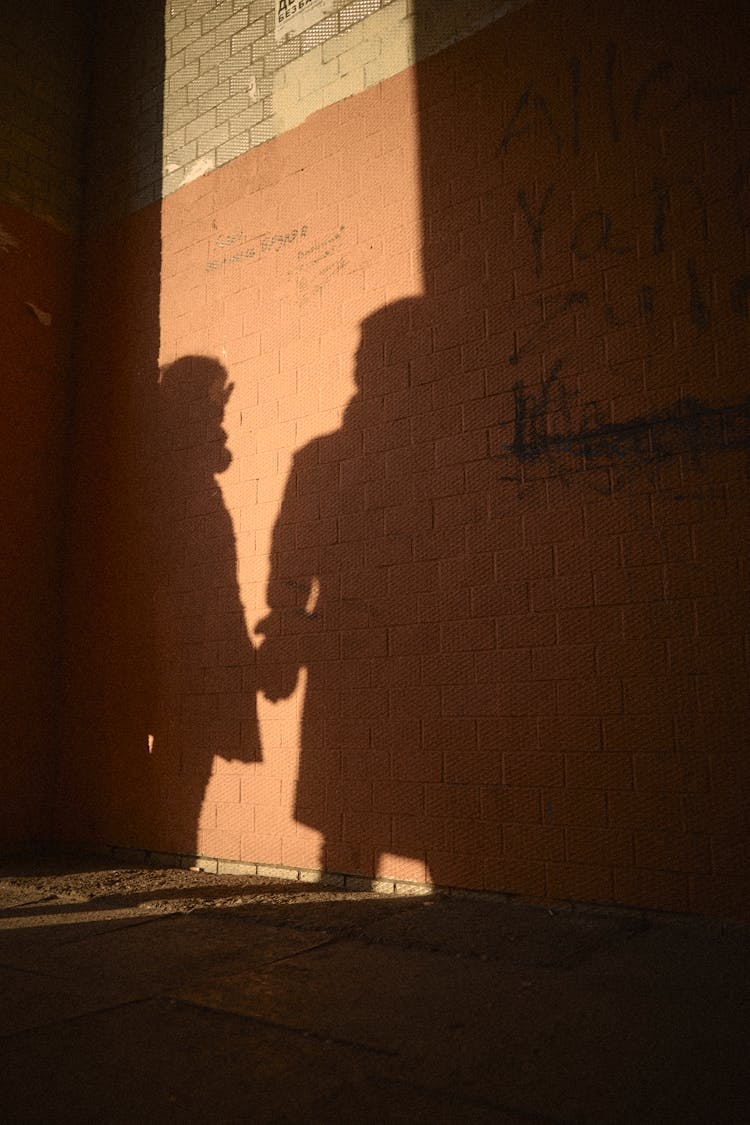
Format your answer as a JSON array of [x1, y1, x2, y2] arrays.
[[1, 993, 534, 1125], [0, 962, 125, 1042], [0, 914, 330, 1034], [581, 914, 750, 994], [0, 997, 390, 1124], [175, 911, 750, 1125], [0, 857, 748, 1124], [356, 894, 643, 966], [172, 937, 672, 1123]]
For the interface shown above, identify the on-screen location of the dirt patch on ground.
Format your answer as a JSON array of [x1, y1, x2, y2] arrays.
[[0, 853, 352, 910], [0, 851, 430, 935]]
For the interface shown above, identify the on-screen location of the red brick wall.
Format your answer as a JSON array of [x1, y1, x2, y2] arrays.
[[0, 1, 88, 849], [58, 200, 162, 848], [60, 0, 749, 917], [0, 203, 75, 845]]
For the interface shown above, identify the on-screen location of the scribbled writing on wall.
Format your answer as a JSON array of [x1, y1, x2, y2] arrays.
[[497, 45, 737, 159], [285, 224, 349, 305], [505, 185, 747, 359], [207, 223, 350, 303], [206, 225, 309, 271], [496, 368, 750, 486], [496, 43, 747, 358], [507, 268, 750, 368], [493, 39, 748, 486]]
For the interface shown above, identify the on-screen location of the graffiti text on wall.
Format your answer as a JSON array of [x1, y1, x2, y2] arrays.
[[496, 368, 750, 486], [494, 42, 748, 485], [206, 226, 309, 272], [497, 46, 737, 160]]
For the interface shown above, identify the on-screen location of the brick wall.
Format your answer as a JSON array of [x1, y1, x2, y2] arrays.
[[0, 2, 90, 845], [59, 0, 749, 918], [94, 0, 530, 223], [0, 1, 89, 228], [58, 0, 165, 843], [82, 0, 165, 227]]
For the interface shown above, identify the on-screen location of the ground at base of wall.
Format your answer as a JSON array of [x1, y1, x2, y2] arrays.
[[1, 853, 748, 1124]]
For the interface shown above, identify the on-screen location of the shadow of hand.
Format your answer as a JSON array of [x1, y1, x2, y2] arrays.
[[255, 615, 297, 702]]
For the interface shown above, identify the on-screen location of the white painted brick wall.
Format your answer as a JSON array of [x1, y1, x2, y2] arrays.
[[157, 0, 532, 213]]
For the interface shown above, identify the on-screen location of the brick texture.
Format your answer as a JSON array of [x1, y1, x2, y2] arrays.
[[0, 1, 89, 229], [0, 1, 88, 845], [0, 202, 75, 845], [59, 0, 750, 919], [83, 0, 536, 226]]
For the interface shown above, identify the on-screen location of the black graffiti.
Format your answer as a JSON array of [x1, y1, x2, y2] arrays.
[[571, 209, 632, 260], [515, 171, 718, 280], [206, 225, 310, 271], [297, 225, 345, 260], [501, 371, 750, 476], [497, 44, 737, 159], [517, 184, 555, 277], [497, 89, 562, 156], [508, 261, 748, 367], [632, 61, 673, 122]]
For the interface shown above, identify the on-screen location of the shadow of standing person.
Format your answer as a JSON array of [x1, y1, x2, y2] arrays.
[[258, 300, 469, 886], [145, 356, 262, 856]]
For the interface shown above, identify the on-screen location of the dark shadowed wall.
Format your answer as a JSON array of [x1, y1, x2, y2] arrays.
[[0, 1, 90, 845]]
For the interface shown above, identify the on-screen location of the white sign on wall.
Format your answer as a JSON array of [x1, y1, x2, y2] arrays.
[[275, 0, 329, 42]]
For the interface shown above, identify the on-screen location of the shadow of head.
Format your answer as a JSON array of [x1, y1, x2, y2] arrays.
[[159, 355, 234, 474], [352, 298, 423, 399]]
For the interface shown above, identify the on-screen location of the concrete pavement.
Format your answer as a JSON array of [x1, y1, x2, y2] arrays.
[[0, 855, 747, 1123]]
